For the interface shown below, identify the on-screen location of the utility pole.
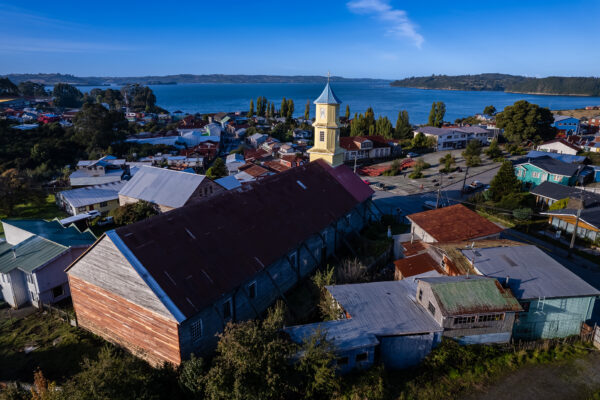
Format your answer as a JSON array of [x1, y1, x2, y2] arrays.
[[353, 152, 358, 174], [461, 166, 469, 196], [435, 172, 443, 209], [568, 174, 585, 257]]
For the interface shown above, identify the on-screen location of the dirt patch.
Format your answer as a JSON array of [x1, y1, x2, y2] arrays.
[[468, 352, 600, 400]]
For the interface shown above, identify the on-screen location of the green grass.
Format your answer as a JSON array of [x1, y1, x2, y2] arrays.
[[0, 309, 104, 383], [0, 194, 68, 236], [336, 339, 593, 400]]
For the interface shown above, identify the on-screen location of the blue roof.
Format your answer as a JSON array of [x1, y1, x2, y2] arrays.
[[526, 150, 587, 164], [313, 82, 341, 105]]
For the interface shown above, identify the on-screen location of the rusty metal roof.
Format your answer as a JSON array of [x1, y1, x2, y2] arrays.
[[407, 204, 504, 242], [113, 160, 373, 319], [394, 253, 440, 278]]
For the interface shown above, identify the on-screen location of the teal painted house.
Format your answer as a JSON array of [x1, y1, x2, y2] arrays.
[[464, 245, 599, 340], [515, 156, 580, 189]]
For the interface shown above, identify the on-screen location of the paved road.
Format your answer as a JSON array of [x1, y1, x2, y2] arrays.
[[372, 164, 501, 217]]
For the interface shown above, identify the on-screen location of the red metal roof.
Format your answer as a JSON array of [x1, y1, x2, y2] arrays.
[[114, 160, 372, 318], [407, 204, 503, 242]]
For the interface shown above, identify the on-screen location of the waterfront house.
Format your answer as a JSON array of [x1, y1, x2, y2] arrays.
[[553, 115, 580, 135], [118, 166, 223, 212], [406, 204, 503, 243], [464, 245, 599, 339], [339, 136, 398, 162], [0, 220, 95, 309], [514, 156, 581, 189], [416, 276, 522, 344], [67, 160, 377, 365], [415, 126, 493, 151], [56, 181, 125, 216]]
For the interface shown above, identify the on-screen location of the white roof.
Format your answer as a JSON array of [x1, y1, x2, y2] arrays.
[[118, 166, 206, 208], [59, 181, 125, 208], [69, 169, 124, 186]]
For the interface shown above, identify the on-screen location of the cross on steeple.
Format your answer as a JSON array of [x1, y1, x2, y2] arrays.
[[327, 71, 330, 83]]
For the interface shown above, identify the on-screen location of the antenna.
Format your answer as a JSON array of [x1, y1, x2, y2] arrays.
[[327, 71, 331, 84]]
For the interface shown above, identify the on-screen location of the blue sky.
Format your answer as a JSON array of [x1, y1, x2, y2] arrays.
[[1, 0, 599, 78]]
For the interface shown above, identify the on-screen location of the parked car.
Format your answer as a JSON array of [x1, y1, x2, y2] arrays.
[[97, 216, 114, 226], [406, 152, 420, 158]]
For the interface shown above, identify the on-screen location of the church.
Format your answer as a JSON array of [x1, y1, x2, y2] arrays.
[[66, 83, 377, 365]]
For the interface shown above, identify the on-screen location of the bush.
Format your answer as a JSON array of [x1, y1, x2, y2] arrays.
[[111, 200, 159, 226], [548, 198, 569, 210]]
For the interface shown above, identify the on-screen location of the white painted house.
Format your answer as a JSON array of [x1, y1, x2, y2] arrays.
[[0, 220, 96, 309], [536, 139, 582, 156]]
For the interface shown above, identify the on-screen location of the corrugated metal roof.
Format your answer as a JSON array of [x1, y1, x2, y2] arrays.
[[110, 160, 372, 319], [118, 166, 206, 208], [313, 82, 342, 105], [0, 236, 67, 274], [214, 175, 242, 191], [407, 204, 503, 242], [419, 275, 522, 315], [2, 219, 96, 247], [394, 252, 440, 278], [285, 279, 442, 350], [58, 181, 125, 208], [517, 156, 580, 177], [464, 245, 600, 300], [531, 181, 600, 207]]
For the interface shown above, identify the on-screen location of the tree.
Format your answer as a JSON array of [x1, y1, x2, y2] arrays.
[[111, 200, 159, 226], [411, 132, 428, 148], [120, 84, 156, 112], [256, 97, 263, 117], [247, 99, 254, 118], [495, 100, 555, 143], [281, 97, 288, 118], [72, 103, 127, 151], [286, 99, 295, 119], [0, 169, 33, 216], [484, 138, 502, 159], [375, 116, 393, 138], [463, 139, 482, 167], [0, 78, 20, 97], [304, 99, 310, 121], [394, 110, 412, 139], [483, 105, 496, 117], [345, 104, 350, 119], [439, 154, 456, 173], [489, 160, 521, 201], [18, 81, 48, 98], [206, 158, 228, 180], [52, 83, 83, 108], [270, 102, 275, 118], [434, 101, 446, 127]]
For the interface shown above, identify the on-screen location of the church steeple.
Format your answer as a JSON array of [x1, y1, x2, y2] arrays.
[[308, 75, 344, 167]]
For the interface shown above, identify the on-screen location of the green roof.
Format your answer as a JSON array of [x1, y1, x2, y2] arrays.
[[421, 276, 522, 315], [0, 236, 67, 274], [2, 219, 96, 247]]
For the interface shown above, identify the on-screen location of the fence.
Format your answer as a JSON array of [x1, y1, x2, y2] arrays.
[[581, 322, 600, 349], [40, 303, 77, 327]]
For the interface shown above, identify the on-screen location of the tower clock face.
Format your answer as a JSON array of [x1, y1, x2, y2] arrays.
[[320, 107, 326, 119]]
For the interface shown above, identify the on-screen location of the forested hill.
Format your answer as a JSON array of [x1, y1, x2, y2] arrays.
[[2, 73, 387, 86], [390, 73, 600, 96]]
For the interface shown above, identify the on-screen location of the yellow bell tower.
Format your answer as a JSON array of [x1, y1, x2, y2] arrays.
[[308, 74, 345, 167]]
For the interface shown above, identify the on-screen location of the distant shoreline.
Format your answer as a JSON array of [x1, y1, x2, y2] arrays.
[[399, 86, 595, 98]]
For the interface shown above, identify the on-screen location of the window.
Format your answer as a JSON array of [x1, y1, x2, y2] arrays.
[[356, 352, 368, 362], [99, 201, 108, 207], [428, 301, 436, 316], [478, 314, 504, 322], [454, 316, 476, 325], [320, 107, 326, 119], [337, 356, 349, 366], [223, 299, 232, 319], [289, 251, 297, 268], [77, 206, 86, 213], [191, 319, 203, 342], [552, 175, 560, 182], [532, 171, 540, 178], [320, 131, 325, 142], [52, 285, 64, 299], [418, 289, 423, 301], [248, 282, 257, 299]]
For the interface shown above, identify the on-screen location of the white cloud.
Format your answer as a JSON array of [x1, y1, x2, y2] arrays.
[[347, 0, 424, 48]]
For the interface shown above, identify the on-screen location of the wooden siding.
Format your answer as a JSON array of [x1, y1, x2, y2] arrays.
[[70, 275, 182, 366]]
